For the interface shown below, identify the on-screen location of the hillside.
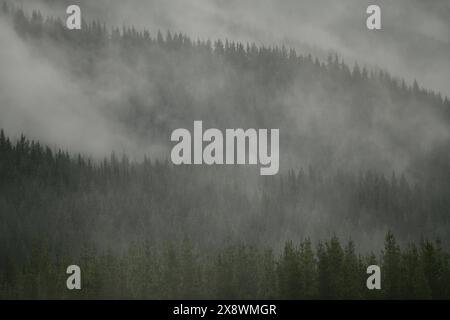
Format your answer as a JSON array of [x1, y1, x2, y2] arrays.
[[1, 3, 450, 299]]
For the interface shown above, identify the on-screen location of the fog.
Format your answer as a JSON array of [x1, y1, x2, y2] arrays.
[[1, 0, 450, 258], [16, 0, 450, 97], [2, 0, 450, 176], [0, 14, 170, 160]]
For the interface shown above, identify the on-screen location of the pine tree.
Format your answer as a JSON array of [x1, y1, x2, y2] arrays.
[[400, 243, 431, 299], [421, 240, 450, 299], [341, 241, 362, 299], [257, 249, 277, 299], [382, 232, 402, 299], [317, 237, 344, 299], [298, 238, 318, 298], [277, 241, 301, 299]]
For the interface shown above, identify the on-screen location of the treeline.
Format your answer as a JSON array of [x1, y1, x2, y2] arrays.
[[1, 233, 449, 299], [3, 2, 450, 178], [3, 2, 450, 185], [1, 130, 450, 266], [2, 1, 450, 116]]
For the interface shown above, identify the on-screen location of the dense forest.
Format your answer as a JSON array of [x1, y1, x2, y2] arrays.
[[1, 129, 450, 299], [1, 3, 450, 299], [2, 232, 450, 299]]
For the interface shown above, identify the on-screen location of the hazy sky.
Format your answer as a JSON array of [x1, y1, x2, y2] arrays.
[[17, 0, 450, 97]]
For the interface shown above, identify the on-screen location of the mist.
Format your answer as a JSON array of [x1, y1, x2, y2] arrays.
[[1, 1, 450, 255], [1, 1, 449, 175], [15, 0, 450, 97], [0, 14, 170, 160]]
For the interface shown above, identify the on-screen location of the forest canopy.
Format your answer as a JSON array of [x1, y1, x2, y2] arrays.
[[1, 2, 450, 299]]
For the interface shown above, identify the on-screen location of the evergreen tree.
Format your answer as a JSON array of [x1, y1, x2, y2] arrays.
[[382, 232, 402, 299]]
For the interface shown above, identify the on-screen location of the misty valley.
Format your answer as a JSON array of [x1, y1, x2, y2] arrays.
[[1, 1, 450, 300]]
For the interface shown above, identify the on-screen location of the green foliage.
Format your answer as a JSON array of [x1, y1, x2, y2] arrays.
[[2, 235, 450, 299], [382, 231, 402, 298]]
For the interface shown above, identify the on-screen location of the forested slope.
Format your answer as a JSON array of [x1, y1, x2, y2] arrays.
[[1, 3, 450, 299]]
